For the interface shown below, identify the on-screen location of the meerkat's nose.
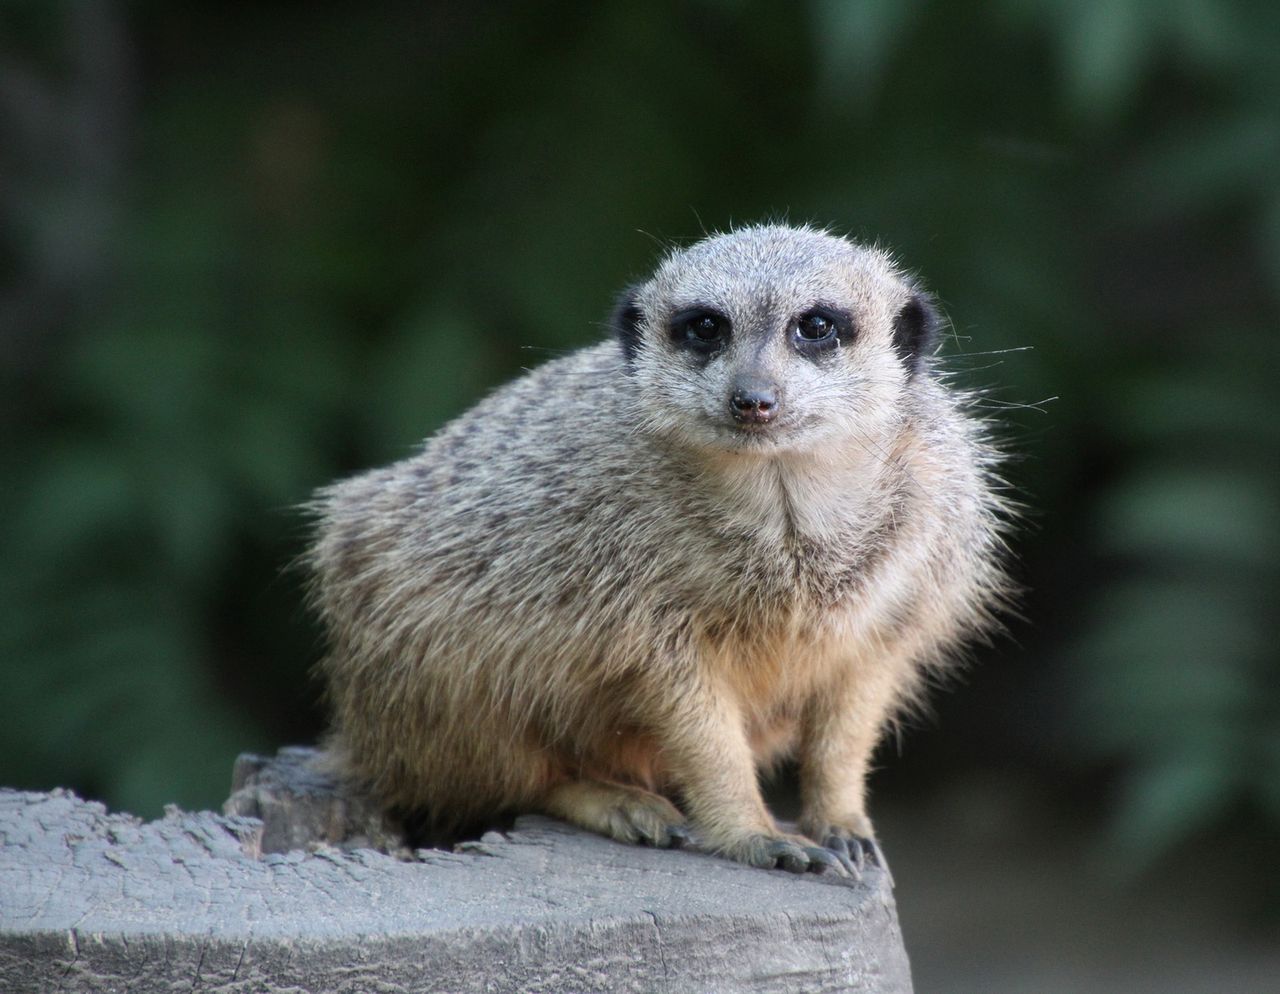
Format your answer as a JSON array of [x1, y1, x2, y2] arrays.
[[729, 380, 782, 424]]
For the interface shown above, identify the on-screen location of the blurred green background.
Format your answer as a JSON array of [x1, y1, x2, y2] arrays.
[[3, 0, 1278, 987]]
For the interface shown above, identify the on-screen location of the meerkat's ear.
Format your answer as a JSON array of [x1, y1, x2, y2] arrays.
[[611, 285, 644, 363], [892, 291, 941, 376]]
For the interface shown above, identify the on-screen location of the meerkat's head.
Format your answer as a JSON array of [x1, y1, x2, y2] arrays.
[[613, 225, 940, 456]]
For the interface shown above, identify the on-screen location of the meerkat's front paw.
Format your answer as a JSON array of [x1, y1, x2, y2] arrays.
[[717, 831, 849, 876], [800, 819, 890, 881]]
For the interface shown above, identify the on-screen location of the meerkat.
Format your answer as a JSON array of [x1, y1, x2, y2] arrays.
[[307, 224, 1010, 876]]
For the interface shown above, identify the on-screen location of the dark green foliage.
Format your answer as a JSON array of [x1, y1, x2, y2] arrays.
[[2, 1, 1276, 899]]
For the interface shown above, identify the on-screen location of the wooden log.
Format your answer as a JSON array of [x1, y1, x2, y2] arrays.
[[0, 747, 913, 993]]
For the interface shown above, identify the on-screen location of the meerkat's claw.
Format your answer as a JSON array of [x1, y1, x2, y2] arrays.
[[831, 833, 893, 886], [646, 819, 691, 849], [858, 836, 891, 880], [763, 838, 812, 873], [544, 779, 687, 848], [820, 835, 862, 878], [726, 833, 834, 873], [802, 845, 850, 877], [814, 827, 894, 880], [608, 805, 688, 849]]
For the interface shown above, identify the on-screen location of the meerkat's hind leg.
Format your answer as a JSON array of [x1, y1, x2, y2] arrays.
[[542, 779, 690, 848]]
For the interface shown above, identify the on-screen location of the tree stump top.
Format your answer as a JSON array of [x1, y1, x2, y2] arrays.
[[0, 747, 913, 993]]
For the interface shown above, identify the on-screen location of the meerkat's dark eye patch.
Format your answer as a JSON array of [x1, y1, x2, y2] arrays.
[[671, 308, 731, 356], [791, 305, 853, 358], [892, 292, 940, 376], [611, 286, 644, 364]]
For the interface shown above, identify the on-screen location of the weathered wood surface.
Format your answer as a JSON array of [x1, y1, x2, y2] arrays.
[[0, 747, 912, 993]]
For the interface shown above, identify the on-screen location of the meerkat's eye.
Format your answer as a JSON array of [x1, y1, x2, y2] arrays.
[[795, 310, 837, 342], [672, 309, 730, 351], [792, 306, 852, 357]]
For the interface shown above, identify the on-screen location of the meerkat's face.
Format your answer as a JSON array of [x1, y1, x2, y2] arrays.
[[614, 225, 939, 456]]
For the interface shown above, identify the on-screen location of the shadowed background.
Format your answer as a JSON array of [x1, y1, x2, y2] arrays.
[[3, 2, 1278, 989]]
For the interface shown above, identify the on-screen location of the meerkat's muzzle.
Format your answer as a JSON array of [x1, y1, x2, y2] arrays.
[[728, 375, 782, 425]]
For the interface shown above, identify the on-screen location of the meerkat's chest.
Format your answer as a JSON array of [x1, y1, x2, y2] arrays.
[[688, 529, 918, 716], [689, 457, 906, 606]]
